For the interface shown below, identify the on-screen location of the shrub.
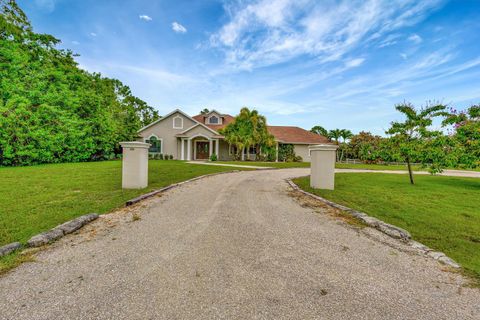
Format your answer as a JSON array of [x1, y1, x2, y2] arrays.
[[294, 155, 303, 162], [159, 154, 164, 160], [278, 144, 296, 162], [169, 155, 173, 160], [210, 153, 218, 161]]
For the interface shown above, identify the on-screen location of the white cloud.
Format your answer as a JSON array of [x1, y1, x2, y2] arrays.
[[90, 32, 97, 37], [72, 40, 80, 45], [139, 15, 152, 21], [408, 33, 423, 44], [210, 0, 444, 70], [345, 58, 365, 68], [378, 33, 401, 48], [400, 53, 408, 59], [172, 22, 187, 33]]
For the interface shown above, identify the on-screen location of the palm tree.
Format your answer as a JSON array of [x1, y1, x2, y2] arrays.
[[310, 125, 328, 137], [339, 129, 353, 161], [221, 107, 274, 161], [328, 129, 342, 161]]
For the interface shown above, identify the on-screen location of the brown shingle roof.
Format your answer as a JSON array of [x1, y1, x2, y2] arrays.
[[192, 113, 329, 144], [267, 126, 330, 144], [192, 114, 235, 131]]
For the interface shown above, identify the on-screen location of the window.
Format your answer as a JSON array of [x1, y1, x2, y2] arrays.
[[146, 136, 162, 153], [173, 116, 183, 129], [208, 115, 219, 124]]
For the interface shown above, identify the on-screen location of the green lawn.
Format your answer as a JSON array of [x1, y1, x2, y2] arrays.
[[215, 161, 310, 168], [0, 160, 249, 247], [293, 174, 480, 281], [335, 163, 420, 171], [214, 161, 415, 170]]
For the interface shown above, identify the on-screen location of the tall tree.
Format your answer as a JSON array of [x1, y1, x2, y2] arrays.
[[200, 108, 210, 115], [328, 129, 342, 161], [0, 0, 159, 166], [386, 102, 447, 184], [310, 125, 328, 137], [220, 107, 274, 160], [339, 129, 353, 161]]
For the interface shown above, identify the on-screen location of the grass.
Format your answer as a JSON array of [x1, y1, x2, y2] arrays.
[[335, 163, 421, 171], [215, 161, 310, 168], [214, 160, 418, 170], [293, 173, 480, 281], [0, 160, 249, 263]]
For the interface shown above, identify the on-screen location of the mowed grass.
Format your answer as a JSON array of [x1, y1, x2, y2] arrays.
[[214, 161, 419, 170], [335, 163, 421, 171], [293, 173, 480, 280], [215, 161, 310, 168], [0, 160, 249, 247]]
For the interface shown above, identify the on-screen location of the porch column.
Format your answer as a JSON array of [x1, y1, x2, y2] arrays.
[[209, 139, 213, 157], [187, 138, 191, 161], [215, 139, 219, 156], [275, 142, 279, 162], [180, 138, 185, 160]]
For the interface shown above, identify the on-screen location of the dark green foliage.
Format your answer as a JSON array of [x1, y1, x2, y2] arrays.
[[220, 107, 275, 160], [209, 153, 217, 161], [0, 1, 159, 166], [310, 125, 328, 137], [278, 144, 296, 162]]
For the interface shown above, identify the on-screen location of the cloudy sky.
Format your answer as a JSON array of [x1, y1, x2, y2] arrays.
[[18, 0, 480, 134]]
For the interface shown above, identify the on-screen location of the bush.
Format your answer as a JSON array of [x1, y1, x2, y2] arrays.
[[210, 153, 218, 161], [169, 155, 173, 160], [294, 155, 303, 162], [159, 154, 164, 160], [278, 144, 296, 162]]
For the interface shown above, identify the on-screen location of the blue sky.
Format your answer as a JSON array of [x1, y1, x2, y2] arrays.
[[18, 0, 480, 134]]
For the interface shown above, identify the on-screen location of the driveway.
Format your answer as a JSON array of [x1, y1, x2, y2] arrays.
[[1, 169, 479, 320]]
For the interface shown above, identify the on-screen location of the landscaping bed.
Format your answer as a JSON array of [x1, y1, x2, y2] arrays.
[[293, 173, 480, 281]]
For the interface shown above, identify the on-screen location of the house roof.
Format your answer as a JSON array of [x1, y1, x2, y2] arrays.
[[142, 109, 329, 145], [267, 126, 330, 144], [138, 109, 195, 133], [192, 114, 235, 131]]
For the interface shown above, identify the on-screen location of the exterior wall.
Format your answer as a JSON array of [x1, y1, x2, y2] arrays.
[[293, 144, 312, 162], [138, 112, 197, 159], [182, 124, 216, 138], [218, 140, 233, 161]]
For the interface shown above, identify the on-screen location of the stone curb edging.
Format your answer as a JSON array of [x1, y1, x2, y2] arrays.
[[0, 242, 22, 258], [26, 213, 99, 248], [0, 213, 100, 258], [286, 178, 461, 269], [126, 169, 243, 206]]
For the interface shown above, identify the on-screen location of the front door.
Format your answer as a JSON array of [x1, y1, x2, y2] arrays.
[[196, 141, 209, 160]]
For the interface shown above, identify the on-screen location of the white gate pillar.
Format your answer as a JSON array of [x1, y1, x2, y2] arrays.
[[309, 144, 338, 190], [120, 142, 149, 189]]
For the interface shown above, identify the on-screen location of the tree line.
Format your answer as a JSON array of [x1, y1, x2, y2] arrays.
[[311, 102, 479, 183], [0, 0, 159, 166]]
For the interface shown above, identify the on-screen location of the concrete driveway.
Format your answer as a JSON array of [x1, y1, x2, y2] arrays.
[[1, 169, 479, 320]]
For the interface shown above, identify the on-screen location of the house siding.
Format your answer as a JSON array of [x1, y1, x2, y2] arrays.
[[293, 144, 311, 162], [138, 112, 196, 159]]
